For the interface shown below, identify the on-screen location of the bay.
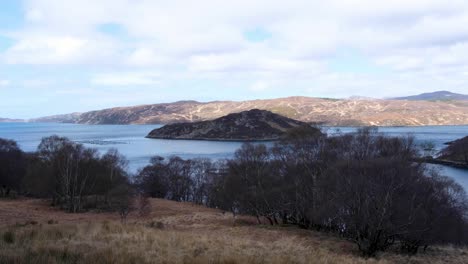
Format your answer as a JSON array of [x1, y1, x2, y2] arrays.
[[0, 122, 244, 172], [0, 123, 466, 190]]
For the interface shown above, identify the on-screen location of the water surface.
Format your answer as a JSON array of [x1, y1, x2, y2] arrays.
[[0, 123, 466, 190], [0, 123, 244, 172]]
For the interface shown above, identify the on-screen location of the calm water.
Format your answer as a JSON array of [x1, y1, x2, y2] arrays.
[[0, 123, 466, 189], [0, 122, 244, 172]]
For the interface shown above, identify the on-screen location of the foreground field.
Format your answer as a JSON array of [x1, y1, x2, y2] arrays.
[[0, 199, 466, 264]]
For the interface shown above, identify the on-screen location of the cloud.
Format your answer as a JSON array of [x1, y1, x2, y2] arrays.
[[15, 1, 468, 66], [249, 81, 270, 92], [25, 8, 45, 22], [125, 48, 170, 67], [3, 0, 468, 111], [3, 32, 121, 65], [91, 72, 160, 86], [5, 35, 85, 64], [0, 80, 10, 86], [13, 2, 468, 59]]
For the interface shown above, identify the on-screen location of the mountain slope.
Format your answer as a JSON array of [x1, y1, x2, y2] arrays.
[[29, 112, 81, 123], [32, 96, 468, 126], [393, 91, 468, 101], [0, 118, 24, 123], [147, 109, 313, 141]]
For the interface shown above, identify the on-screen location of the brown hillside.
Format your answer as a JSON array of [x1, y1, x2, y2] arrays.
[[32, 97, 468, 126], [1, 198, 467, 264]]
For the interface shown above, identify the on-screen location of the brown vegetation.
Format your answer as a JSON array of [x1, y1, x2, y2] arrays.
[[137, 128, 468, 256], [1, 198, 467, 264], [1, 129, 468, 262], [32, 96, 468, 126]]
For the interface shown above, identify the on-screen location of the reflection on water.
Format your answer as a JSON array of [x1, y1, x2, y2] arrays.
[[425, 164, 468, 191], [0, 123, 466, 187]]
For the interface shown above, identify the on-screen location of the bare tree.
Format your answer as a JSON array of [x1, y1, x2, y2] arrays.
[[37, 136, 98, 212], [191, 158, 212, 205], [0, 138, 25, 197], [101, 148, 128, 206], [208, 128, 468, 256], [109, 184, 134, 223], [135, 193, 151, 217]]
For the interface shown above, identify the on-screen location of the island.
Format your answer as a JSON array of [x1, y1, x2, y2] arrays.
[[418, 136, 468, 169], [146, 109, 317, 141], [437, 136, 468, 168]]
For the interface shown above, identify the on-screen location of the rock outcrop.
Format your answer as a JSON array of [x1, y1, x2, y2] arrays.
[[146, 109, 314, 141]]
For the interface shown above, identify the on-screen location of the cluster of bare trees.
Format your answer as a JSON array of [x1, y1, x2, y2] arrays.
[[135, 156, 223, 205], [0, 136, 132, 213], [0, 139, 26, 197], [212, 128, 468, 256], [1, 128, 467, 256], [135, 128, 468, 256]]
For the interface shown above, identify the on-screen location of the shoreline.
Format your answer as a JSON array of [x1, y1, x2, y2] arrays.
[[145, 135, 279, 142], [417, 158, 468, 170]]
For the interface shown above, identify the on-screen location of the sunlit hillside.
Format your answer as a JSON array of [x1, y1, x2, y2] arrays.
[[1, 198, 466, 264]]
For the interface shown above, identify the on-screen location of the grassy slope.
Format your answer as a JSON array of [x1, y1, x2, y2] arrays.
[[0, 198, 466, 264]]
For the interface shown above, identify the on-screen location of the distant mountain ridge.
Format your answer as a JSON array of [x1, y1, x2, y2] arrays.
[[0, 118, 24, 123], [29, 113, 81, 123], [30, 93, 468, 126], [147, 109, 313, 141], [392, 91, 468, 101]]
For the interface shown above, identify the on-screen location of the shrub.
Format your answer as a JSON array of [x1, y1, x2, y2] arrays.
[[209, 128, 468, 256], [47, 219, 58, 225], [149, 221, 165, 229], [2, 230, 15, 244]]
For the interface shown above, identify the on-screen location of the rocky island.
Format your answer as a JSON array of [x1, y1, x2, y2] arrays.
[[146, 109, 315, 141], [418, 136, 468, 169], [437, 136, 468, 168]]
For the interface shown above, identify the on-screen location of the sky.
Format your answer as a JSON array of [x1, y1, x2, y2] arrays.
[[1, 0, 468, 118]]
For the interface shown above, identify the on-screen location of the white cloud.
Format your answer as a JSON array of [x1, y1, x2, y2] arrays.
[[91, 72, 160, 86], [3, 0, 468, 100], [25, 8, 45, 22], [0, 80, 10, 87], [125, 48, 170, 67], [3, 33, 121, 65], [250, 81, 270, 92]]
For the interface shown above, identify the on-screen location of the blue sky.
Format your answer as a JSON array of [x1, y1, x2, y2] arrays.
[[2, 0, 468, 119]]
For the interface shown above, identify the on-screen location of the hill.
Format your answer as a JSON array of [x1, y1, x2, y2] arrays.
[[0, 118, 24, 123], [0, 198, 466, 264], [393, 91, 468, 101], [29, 112, 81, 123], [146, 109, 313, 141], [31, 96, 468, 126], [438, 136, 468, 166]]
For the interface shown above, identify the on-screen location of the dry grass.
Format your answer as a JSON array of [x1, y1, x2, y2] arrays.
[[0, 198, 467, 264]]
